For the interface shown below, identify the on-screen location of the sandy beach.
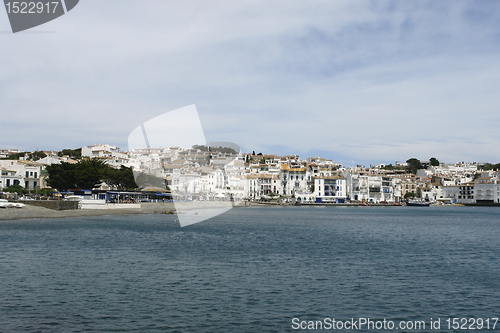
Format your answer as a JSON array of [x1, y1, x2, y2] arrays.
[[0, 202, 177, 221], [0, 201, 254, 222]]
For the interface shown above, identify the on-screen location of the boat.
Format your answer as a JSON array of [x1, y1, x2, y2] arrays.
[[0, 199, 25, 208], [406, 200, 429, 207], [0, 199, 11, 208]]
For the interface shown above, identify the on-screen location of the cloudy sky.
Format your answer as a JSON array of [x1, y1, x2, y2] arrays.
[[1, 0, 499, 166]]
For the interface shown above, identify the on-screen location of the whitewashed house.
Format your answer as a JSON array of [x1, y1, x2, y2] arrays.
[[313, 176, 347, 203]]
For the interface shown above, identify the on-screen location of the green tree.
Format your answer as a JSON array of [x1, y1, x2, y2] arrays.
[[404, 192, 418, 200], [3, 185, 28, 194], [45, 162, 78, 190], [74, 158, 108, 189], [37, 188, 54, 196], [58, 149, 81, 159], [134, 172, 168, 190], [209, 146, 238, 154], [192, 145, 209, 152], [381, 164, 395, 170], [46, 158, 137, 191], [479, 162, 500, 171], [105, 165, 137, 190], [31, 151, 47, 160], [429, 157, 439, 166], [406, 158, 422, 174], [1, 152, 27, 160]]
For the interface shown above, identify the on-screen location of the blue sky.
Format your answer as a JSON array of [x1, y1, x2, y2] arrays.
[[1, 0, 500, 166]]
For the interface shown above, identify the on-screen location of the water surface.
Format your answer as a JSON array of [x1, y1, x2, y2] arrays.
[[1, 206, 499, 332]]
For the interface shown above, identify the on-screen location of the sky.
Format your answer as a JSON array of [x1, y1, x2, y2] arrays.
[[1, 0, 500, 166]]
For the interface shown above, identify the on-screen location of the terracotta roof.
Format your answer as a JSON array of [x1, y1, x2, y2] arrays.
[[17, 160, 44, 166], [289, 168, 306, 172]]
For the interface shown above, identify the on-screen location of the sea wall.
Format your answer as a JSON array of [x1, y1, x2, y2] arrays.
[[13, 200, 79, 211]]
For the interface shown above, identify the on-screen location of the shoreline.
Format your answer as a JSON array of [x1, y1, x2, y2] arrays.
[[0, 201, 252, 222], [0, 201, 487, 222], [0, 202, 175, 221]]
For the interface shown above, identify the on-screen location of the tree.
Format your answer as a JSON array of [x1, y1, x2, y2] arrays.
[[46, 162, 78, 190], [1, 152, 28, 160], [104, 165, 137, 190], [3, 185, 28, 194], [46, 158, 137, 191], [1, 151, 47, 161], [479, 162, 500, 171], [209, 146, 238, 154], [32, 151, 47, 160], [134, 172, 168, 190], [58, 148, 81, 159], [68, 158, 110, 190], [429, 157, 439, 166], [382, 164, 395, 170], [192, 145, 209, 152], [260, 157, 266, 164], [406, 158, 422, 174], [404, 192, 418, 200]]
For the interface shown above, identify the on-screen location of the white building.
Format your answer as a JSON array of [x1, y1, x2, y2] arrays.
[[0, 160, 43, 190], [0, 168, 24, 189], [474, 181, 500, 204], [313, 176, 347, 203]]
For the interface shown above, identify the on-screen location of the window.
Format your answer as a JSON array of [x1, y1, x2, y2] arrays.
[[26, 171, 29, 177], [34, 172, 37, 178]]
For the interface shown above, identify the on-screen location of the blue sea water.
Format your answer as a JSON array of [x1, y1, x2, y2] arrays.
[[0, 206, 499, 332]]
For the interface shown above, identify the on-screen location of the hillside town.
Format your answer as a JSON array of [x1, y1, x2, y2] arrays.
[[1, 144, 500, 205]]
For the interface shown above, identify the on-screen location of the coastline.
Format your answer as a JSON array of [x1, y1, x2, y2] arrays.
[[1, 201, 480, 222], [0, 202, 175, 221], [0, 201, 252, 222]]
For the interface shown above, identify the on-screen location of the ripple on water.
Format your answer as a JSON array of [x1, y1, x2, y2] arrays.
[[0, 206, 499, 332]]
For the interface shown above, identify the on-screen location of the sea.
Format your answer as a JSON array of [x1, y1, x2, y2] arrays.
[[0, 206, 499, 332]]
